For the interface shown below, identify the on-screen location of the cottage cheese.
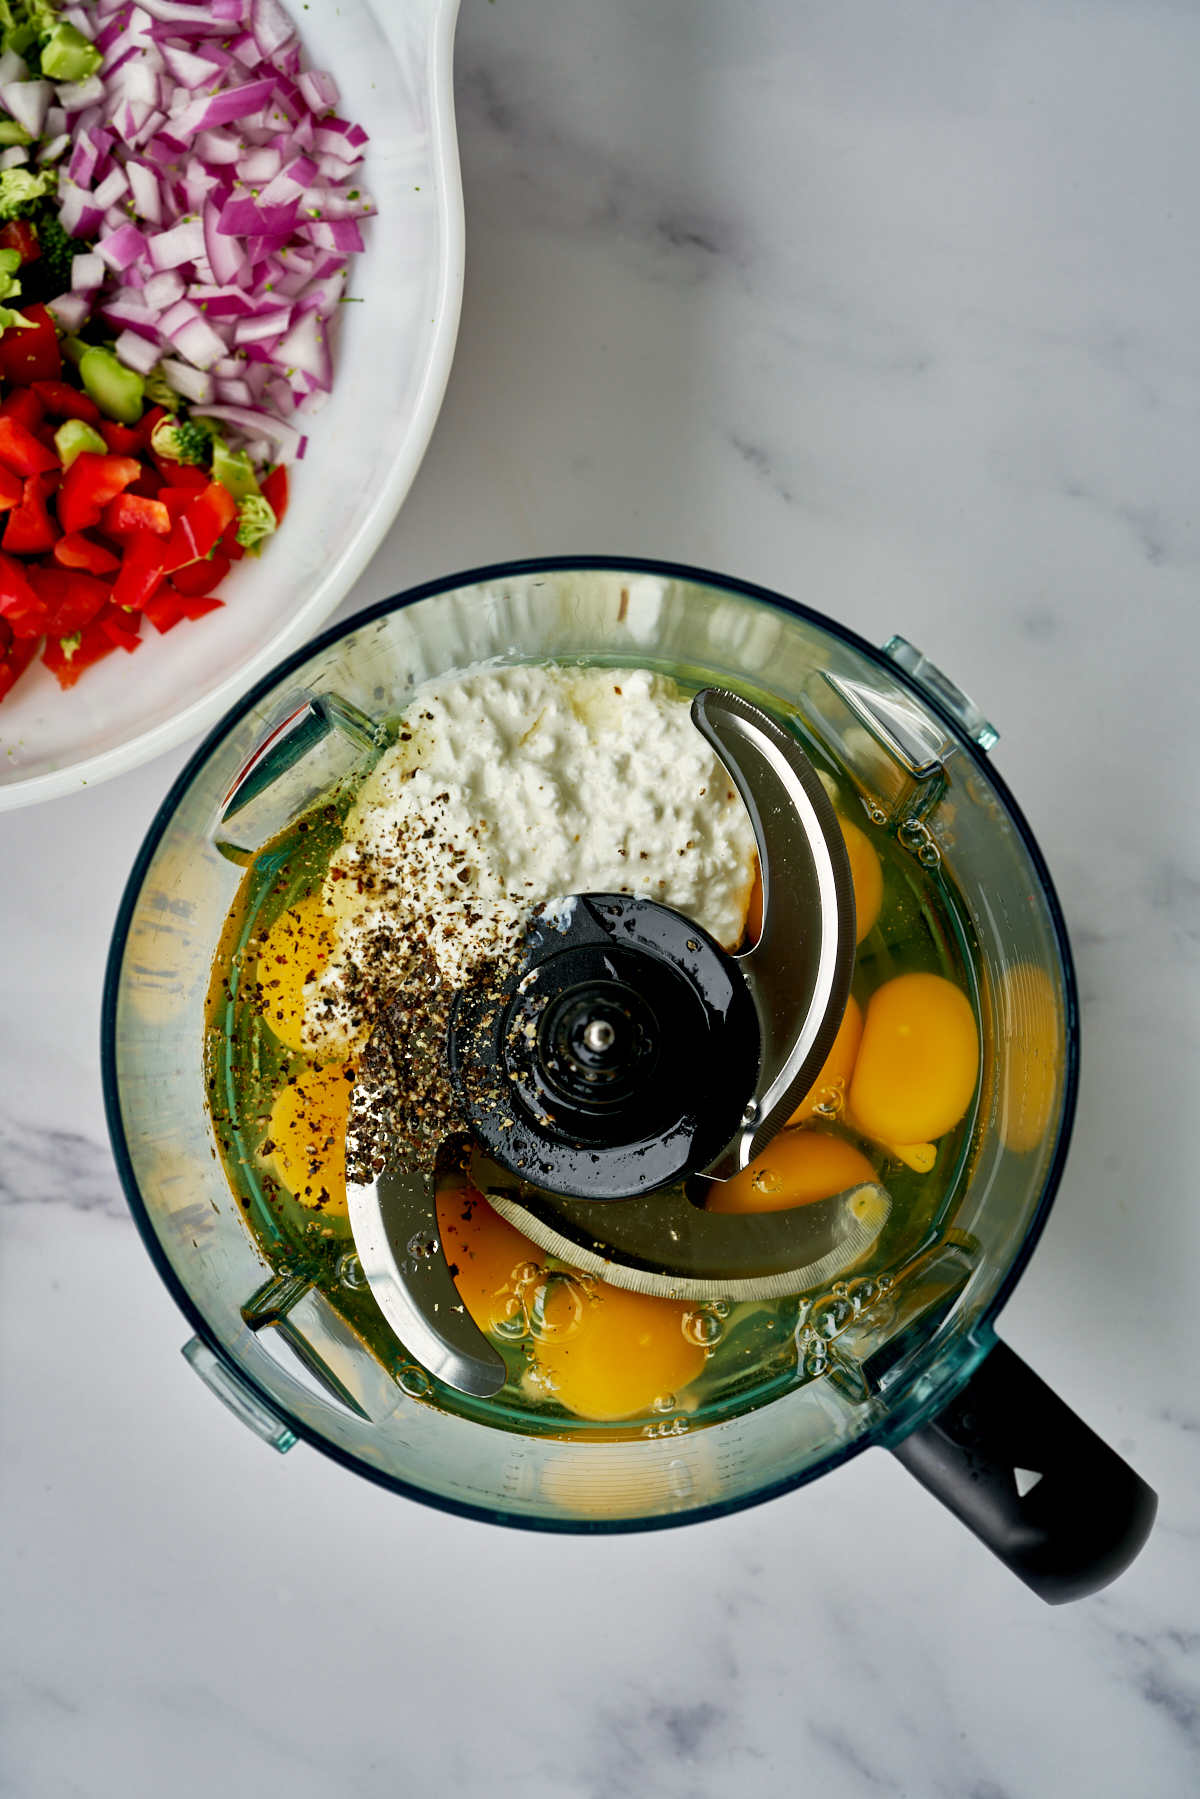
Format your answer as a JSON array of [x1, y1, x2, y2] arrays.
[[303, 665, 757, 1056]]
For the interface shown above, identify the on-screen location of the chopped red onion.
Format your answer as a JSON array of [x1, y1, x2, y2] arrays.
[[125, 159, 161, 224], [160, 357, 213, 403], [0, 146, 28, 171], [38, 133, 71, 165], [148, 216, 205, 271], [194, 128, 241, 165], [195, 402, 301, 460], [67, 133, 100, 186], [97, 221, 147, 272], [91, 164, 128, 207], [114, 327, 162, 375], [57, 184, 105, 238], [37, 0, 371, 471], [142, 269, 185, 311], [296, 69, 338, 112], [214, 377, 254, 405], [234, 306, 290, 345], [0, 78, 52, 138], [48, 292, 92, 332], [56, 75, 107, 113], [161, 44, 221, 89], [71, 252, 106, 291]]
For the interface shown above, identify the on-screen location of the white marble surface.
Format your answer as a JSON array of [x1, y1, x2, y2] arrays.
[[3, 1, 1199, 1793]]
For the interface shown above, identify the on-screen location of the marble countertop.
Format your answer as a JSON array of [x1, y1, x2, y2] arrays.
[[3, 1, 1198, 1794]]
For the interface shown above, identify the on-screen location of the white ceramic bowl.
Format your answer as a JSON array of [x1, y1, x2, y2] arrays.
[[0, 0, 463, 810]]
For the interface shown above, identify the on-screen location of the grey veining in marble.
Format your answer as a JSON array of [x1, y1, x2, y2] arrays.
[[2, 2, 1199, 1796]]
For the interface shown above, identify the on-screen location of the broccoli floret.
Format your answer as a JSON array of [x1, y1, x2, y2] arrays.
[[150, 413, 214, 467], [0, 167, 55, 220], [1, 0, 60, 68], [235, 493, 277, 552], [30, 209, 72, 288]]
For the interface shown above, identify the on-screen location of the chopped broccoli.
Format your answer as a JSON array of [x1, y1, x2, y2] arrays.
[[150, 413, 214, 467], [143, 367, 181, 413], [0, 0, 60, 68], [40, 22, 101, 82], [235, 493, 277, 552], [0, 302, 33, 336], [0, 167, 55, 220], [30, 208, 72, 288]]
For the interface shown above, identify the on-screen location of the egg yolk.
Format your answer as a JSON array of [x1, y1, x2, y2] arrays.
[[435, 1181, 539, 1335], [842, 818, 883, 943], [435, 1186, 705, 1422], [707, 1128, 877, 1213], [534, 1278, 706, 1423], [788, 995, 863, 1123], [848, 972, 978, 1146], [744, 860, 763, 945], [264, 1061, 354, 1215], [253, 890, 337, 1056]]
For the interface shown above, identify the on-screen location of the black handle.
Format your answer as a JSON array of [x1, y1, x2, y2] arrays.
[[890, 1340, 1156, 1604]]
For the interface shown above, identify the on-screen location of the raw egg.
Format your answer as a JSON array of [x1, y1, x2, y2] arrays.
[[707, 1128, 877, 1213], [435, 1181, 539, 1335], [788, 995, 863, 1123], [848, 972, 978, 1146], [842, 818, 883, 943], [253, 890, 337, 1056], [744, 860, 763, 946], [534, 1278, 706, 1423], [263, 1061, 355, 1215], [436, 1187, 705, 1421]]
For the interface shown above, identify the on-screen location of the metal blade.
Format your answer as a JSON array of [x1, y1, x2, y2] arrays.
[[473, 1158, 892, 1301], [348, 1163, 507, 1398], [690, 689, 857, 1179]]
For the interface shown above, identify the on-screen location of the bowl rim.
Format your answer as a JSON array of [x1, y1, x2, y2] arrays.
[[0, 0, 465, 813], [101, 554, 1081, 1531]]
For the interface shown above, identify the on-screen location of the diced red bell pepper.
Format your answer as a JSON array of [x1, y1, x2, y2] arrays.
[[0, 303, 62, 385], [103, 493, 171, 539], [0, 465, 23, 512], [156, 460, 208, 491], [126, 466, 164, 501], [161, 480, 237, 572], [171, 552, 231, 596], [111, 527, 167, 612], [96, 601, 143, 652], [0, 620, 39, 701], [0, 388, 44, 432], [57, 453, 142, 534], [2, 472, 58, 555], [30, 381, 102, 424], [136, 404, 166, 451], [99, 420, 142, 456], [261, 465, 288, 526], [0, 413, 58, 478], [217, 518, 245, 561], [144, 586, 224, 634], [0, 550, 48, 636], [42, 617, 118, 689], [27, 564, 111, 636], [0, 220, 40, 266], [158, 488, 194, 522], [53, 531, 120, 575]]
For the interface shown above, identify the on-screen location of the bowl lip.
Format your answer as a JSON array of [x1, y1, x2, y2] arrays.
[[0, 0, 466, 814], [101, 553, 1081, 1533]]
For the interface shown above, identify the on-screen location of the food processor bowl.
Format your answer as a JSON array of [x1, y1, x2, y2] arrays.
[[102, 559, 1155, 1601]]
